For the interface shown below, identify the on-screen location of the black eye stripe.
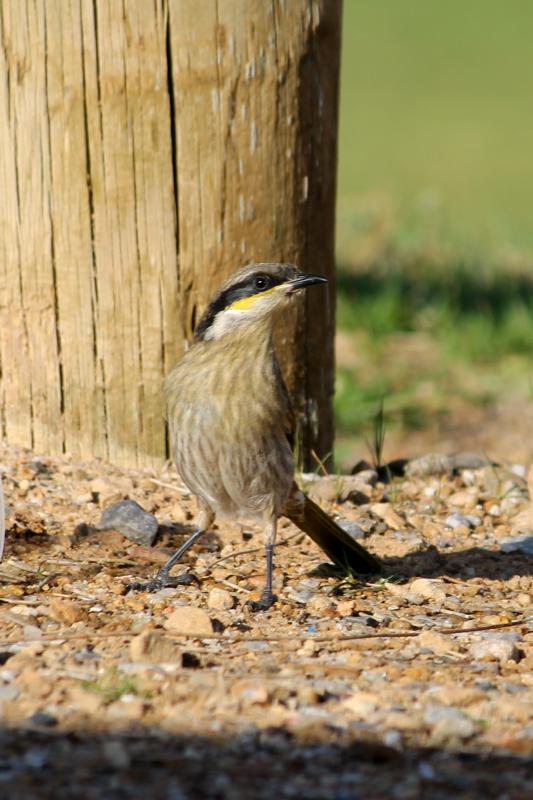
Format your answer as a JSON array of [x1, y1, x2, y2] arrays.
[[194, 269, 290, 341]]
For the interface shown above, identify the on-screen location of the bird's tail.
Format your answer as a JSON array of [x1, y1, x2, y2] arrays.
[[286, 495, 382, 575]]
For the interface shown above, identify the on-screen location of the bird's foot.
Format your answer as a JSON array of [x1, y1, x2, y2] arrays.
[[247, 591, 277, 612], [126, 571, 197, 593]]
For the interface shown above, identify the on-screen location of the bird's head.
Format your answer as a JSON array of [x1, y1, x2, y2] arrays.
[[194, 263, 327, 342]]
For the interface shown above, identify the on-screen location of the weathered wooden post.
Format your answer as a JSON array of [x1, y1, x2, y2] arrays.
[[0, 0, 341, 470]]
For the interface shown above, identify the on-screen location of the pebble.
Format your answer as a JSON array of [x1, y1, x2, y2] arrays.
[[27, 711, 57, 727], [23, 624, 42, 640], [342, 692, 379, 717], [107, 695, 146, 721], [448, 490, 479, 509], [336, 519, 367, 540], [307, 595, 333, 614], [69, 687, 105, 714], [0, 685, 19, 701], [207, 588, 235, 610], [48, 598, 87, 625], [446, 513, 480, 530], [102, 740, 131, 769], [231, 680, 270, 706], [90, 476, 135, 506], [409, 578, 447, 605], [426, 706, 476, 744], [386, 583, 425, 606], [97, 499, 159, 547], [304, 474, 375, 505], [370, 503, 404, 530], [515, 592, 532, 607], [469, 633, 521, 663], [163, 605, 214, 636], [429, 686, 485, 706], [500, 535, 533, 556], [336, 599, 357, 617], [416, 630, 455, 656], [130, 630, 180, 663]]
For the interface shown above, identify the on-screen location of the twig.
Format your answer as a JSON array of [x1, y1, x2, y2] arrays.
[[149, 478, 190, 495], [0, 616, 529, 649], [34, 571, 61, 591], [208, 532, 302, 570], [218, 579, 252, 595]]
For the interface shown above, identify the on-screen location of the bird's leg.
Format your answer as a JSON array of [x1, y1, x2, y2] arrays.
[[127, 504, 214, 592], [248, 518, 277, 612]]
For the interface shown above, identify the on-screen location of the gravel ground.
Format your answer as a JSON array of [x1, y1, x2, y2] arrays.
[[0, 444, 532, 799]]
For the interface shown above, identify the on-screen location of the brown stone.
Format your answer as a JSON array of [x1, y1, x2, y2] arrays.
[[163, 606, 214, 636], [130, 630, 180, 663]]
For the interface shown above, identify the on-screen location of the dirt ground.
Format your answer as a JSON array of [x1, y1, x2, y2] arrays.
[[0, 443, 532, 799]]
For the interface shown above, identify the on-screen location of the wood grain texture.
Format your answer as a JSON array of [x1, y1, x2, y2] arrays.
[[169, 0, 340, 467], [0, 0, 340, 469]]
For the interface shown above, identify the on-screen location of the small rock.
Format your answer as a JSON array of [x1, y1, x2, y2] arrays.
[[371, 503, 404, 530], [130, 630, 180, 663], [336, 599, 357, 617], [90, 476, 135, 506], [107, 695, 145, 721], [207, 588, 235, 610], [0, 685, 19, 701], [27, 711, 57, 727], [511, 506, 533, 534], [307, 595, 333, 614], [23, 624, 42, 640], [231, 679, 270, 706], [98, 500, 159, 547], [336, 519, 367, 540], [448, 490, 478, 510], [386, 583, 425, 605], [470, 634, 521, 663], [515, 592, 532, 607], [427, 707, 476, 744], [410, 578, 446, 605], [500, 535, 533, 556], [342, 691, 379, 717], [17, 669, 53, 699], [102, 740, 131, 769], [305, 474, 374, 505], [431, 686, 485, 706], [69, 687, 104, 714], [416, 630, 455, 656], [446, 512, 479, 530], [382, 730, 402, 748], [48, 598, 87, 625], [381, 711, 421, 731], [296, 685, 320, 705], [163, 605, 213, 636]]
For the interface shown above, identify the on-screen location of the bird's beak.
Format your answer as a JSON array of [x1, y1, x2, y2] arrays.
[[284, 273, 328, 294]]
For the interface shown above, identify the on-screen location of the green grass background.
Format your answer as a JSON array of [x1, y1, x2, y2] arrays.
[[334, 1, 533, 468]]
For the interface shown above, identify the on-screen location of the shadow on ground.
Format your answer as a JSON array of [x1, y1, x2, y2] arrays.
[[384, 547, 533, 582], [1, 725, 531, 799]]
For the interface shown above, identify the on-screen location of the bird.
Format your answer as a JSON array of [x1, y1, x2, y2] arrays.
[[130, 263, 381, 610]]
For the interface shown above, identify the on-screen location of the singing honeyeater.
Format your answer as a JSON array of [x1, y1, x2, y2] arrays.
[[131, 263, 381, 609]]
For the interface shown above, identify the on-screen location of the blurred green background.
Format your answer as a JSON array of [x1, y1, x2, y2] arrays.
[[334, 0, 533, 470]]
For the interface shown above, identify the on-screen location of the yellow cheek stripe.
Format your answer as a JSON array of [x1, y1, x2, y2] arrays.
[[228, 286, 278, 311]]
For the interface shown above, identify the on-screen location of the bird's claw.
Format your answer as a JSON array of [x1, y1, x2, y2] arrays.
[[247, 592, 277, 612], [126, 571, 197, 593]]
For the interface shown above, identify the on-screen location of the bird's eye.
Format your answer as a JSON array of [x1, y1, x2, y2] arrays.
[[253, 275, 270, 291]]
